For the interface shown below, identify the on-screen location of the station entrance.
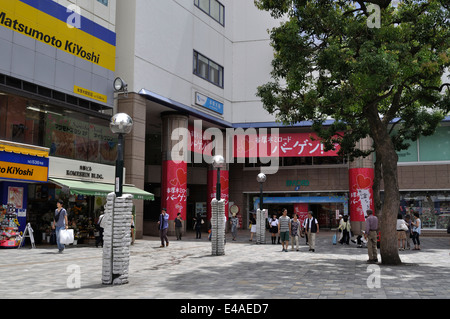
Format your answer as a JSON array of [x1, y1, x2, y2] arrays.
[[252, 195, 348, 229]]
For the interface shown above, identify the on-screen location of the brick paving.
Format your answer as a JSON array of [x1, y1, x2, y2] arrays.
[[1, 230, 449, 300]]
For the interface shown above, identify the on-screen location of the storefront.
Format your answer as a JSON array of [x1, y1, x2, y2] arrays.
[[25, 157, 154, 245], [0, 140, 49, 248]]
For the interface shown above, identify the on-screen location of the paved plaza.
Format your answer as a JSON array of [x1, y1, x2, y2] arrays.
[[1, 231, 449, 301]]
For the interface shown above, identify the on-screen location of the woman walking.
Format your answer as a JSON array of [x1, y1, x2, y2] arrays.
[[411, 212, 422, 250], [396, 213, 408, 251]]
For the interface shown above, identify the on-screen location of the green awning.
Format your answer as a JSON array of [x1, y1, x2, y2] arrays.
[[49, 178, 154, 201]]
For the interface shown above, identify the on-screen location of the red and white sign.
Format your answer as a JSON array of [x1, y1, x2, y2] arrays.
[[294, 203, 309, 225], [349, 168, 375, 222], [161, 160, 187, 220], [188, 125, 341, 158], [207, 170, 229, 220]]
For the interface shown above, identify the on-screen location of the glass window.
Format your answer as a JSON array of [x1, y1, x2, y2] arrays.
[[193, 51, 224, 88], [399, 191, 450, 229], [194, 0, 225, 26], [97, 0, 108, 6], [0, 92, 117, 165]]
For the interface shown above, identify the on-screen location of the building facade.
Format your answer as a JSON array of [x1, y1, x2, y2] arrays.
[[114, 0, 450, 237], [0, 0, 152, 247]]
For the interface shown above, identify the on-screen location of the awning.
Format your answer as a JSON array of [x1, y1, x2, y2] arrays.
[[49, 178, 154, 201]]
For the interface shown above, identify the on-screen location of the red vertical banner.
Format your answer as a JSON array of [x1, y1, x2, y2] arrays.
[[294, 203, 309, 226], [349, 168, 375, 222], [161, 160, 187, 220], [207, 169, 229, 220]]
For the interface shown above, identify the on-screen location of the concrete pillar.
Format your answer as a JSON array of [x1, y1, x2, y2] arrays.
[[161, 112, 188, 235], [117, 93, 146, 239]]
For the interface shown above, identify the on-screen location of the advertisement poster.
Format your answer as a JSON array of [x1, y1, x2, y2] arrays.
[[8, 187, 24, 209], [294, 203, 309, 226], [161, 161, 187, 220], [349, 168, 375, 222], [207, 170, 229, 220], [234, 132, 341, 158]]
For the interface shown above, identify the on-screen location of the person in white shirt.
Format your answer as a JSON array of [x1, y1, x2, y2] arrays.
[[268, 214, 279, 244]]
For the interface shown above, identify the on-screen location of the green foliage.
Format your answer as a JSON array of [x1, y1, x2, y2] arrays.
[[255, 0, 450, 159]]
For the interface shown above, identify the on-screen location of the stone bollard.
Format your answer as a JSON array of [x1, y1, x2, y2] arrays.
[[211, 198, 225, 256], [102, 192, 133, 285], [256, 209, 267, 244]]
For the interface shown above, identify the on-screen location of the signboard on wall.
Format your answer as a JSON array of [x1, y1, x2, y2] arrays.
[[195, 92, 224, 115]]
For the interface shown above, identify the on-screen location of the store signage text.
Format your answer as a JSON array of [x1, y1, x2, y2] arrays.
[[0, 0, 116, 71], [0, 160, 49, 183], [286, 179, 310, 190], [0, 11, 101, 65], [66, 166, 104, 180], [195, 92, 224, 115]]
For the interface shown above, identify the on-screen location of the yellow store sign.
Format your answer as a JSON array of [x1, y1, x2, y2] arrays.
[[0, 0, 116, 72]]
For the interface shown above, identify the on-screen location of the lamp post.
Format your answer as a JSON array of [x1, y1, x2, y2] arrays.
[[110, 113, 133, 197], [257, 173, 266, 210], [212, 155, 226, 200]]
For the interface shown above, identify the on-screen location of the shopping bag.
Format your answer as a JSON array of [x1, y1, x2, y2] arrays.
[[59, 229, 74, 245], [332, 233, 337, 245]]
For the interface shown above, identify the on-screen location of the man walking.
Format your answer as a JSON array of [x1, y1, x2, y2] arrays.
[[158, 208, 169, 247], [305, 211, 319, 252], [364, 209, 378, 263], [52, 199, 68, 253], [278, 208, 290, 252]]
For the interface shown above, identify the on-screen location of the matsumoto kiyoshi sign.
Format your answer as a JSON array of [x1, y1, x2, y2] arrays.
[[0, 152, 49, 183], [0, 0, 116, 71]]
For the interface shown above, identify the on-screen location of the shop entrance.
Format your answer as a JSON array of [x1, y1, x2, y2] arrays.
[[253, 196, 348, 229]]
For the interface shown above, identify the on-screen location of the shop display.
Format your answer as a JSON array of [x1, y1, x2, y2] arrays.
[[0, 204, 22, 248]]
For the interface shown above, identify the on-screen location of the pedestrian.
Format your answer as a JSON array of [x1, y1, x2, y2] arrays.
[[396, 213, 408, 251], [95, 211, 105, 248], [193, 213, 203, 239], [290, 214, 301, 251], [301, 217, 308, 245], [278, 208, 290, 252], [364, 209, 378, 263], [411, 211, 422, 250], [268, 214, 278, 244], [52, 199, 68, 253], [404, 214, 412, 250], [249, 213, 256, 241], [175, 213, 183, 240], [158, 208, 169, 247], [339, 215, 351, 245], [230, 213, 239, 241], [305, 211, 319, 252], [130, 215, 135, 245]]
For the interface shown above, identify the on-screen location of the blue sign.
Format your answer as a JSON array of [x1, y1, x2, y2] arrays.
[[195, 92, 224, 115]]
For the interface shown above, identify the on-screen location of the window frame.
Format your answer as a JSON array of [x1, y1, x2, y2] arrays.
[[193, 50, 224, 88], [194, 0, 225, 27]]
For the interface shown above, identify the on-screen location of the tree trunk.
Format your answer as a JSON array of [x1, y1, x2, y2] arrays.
[[366, 105, 402, 265], [377, 141, 402, 265]]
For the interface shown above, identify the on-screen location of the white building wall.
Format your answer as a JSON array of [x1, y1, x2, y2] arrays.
[[116, 0, 282, 125]]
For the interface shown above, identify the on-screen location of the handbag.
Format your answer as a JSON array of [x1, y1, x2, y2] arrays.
[[59, 229, 74, 245], [400, 223, 408, 231]]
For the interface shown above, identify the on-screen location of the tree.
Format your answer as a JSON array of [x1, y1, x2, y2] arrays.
[[255, 0, 450, 264]]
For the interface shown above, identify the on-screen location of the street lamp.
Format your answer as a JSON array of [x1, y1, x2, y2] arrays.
[[257, 173, 266, 210], [110, 113, 133, 197], [212, 155, 226, 200]]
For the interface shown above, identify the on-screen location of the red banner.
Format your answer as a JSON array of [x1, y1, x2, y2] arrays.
[[349, 168, 375, 222], [161, 160, 187, 220], [188, 126, 340, 158], [207, 169, 229, 220], [234, 132, 340, 158], [294, 203, 309, 226]]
